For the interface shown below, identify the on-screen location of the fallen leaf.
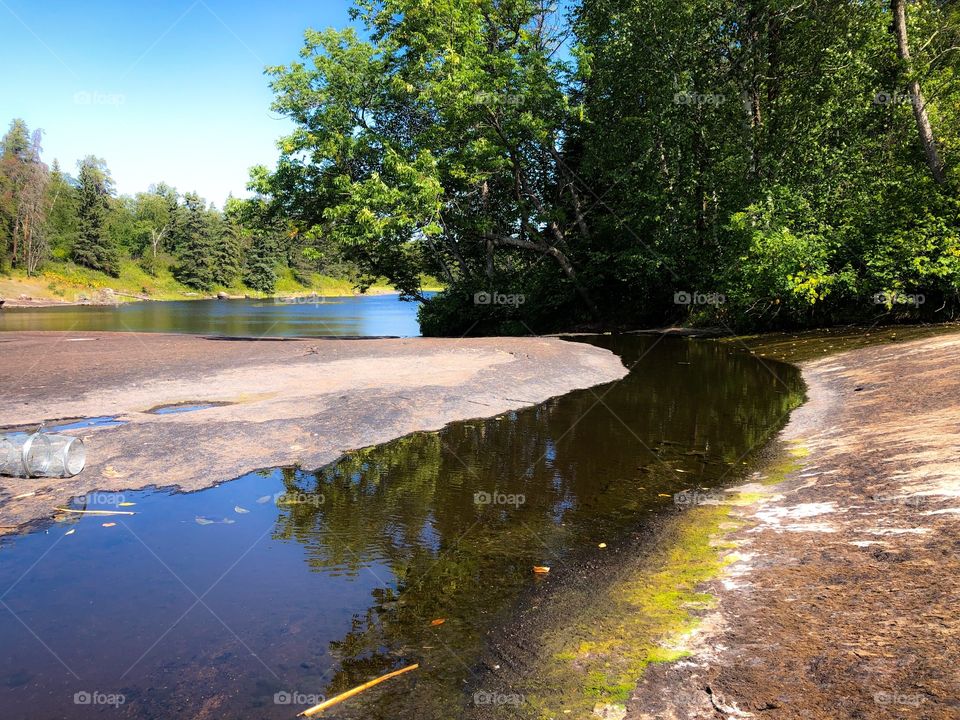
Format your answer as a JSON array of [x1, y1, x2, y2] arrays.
[[117, 502, 136, 507], [658, 493, 671, 497], [234, 506, 250, 514], [101, 522, 116, 528], [598, 543, 607, 549], [429, 618, 446, 626], [533, 566, 550, 574], [256, 495, 272, 504], [195, 516, 235, 526], [65, 529, 76, 536]]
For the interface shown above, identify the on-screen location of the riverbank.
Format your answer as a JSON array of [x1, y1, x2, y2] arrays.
[[0, 332, 627, 536], [0, 263, 438, 307], [626, 331, 960, 719]]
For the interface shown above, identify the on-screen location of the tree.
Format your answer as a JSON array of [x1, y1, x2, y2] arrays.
[[0, 120, 51, 273], [73, 156, 120, 276], [133, 189, 175, 261], [173, 192, 216, 289], [206, 208, 242, 287], [264, 1, 598, 312], [14, 129, 50, 274], [46, 160, 79, 259], [243, 230, 278, 293], [891, 0, 947, 185]]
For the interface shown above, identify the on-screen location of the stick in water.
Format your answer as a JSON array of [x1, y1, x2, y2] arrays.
[[298, 663, 419, 717], [54, 508, 136, 516]]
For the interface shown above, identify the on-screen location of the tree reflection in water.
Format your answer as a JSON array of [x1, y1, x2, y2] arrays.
[[270, 336, 804, 718]]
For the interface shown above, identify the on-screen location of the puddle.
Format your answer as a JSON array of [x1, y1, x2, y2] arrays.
[[146, 402, 229, 415], [1, 415, 126, 434], [0, 336, 805, 719]]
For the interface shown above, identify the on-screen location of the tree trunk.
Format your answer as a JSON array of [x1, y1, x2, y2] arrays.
[[891, 0, 947, 185], [493, 233, 599, 316]]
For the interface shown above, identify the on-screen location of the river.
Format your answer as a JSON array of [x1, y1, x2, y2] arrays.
[[0, 295, 427, 338], [0, 330, 804, 719]]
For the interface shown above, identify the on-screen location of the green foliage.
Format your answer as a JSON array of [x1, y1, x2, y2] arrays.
[[73, 156, 120, 276], [261, 0, 960, 333], [172, 193, 216, 289], [1, 117, 374, 296], [242, 230, 278, 293]]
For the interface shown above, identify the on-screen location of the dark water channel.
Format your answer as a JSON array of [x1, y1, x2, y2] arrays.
[[0, 336, 804, 719]]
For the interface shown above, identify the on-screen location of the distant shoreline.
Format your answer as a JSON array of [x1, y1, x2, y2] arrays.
[[0, 285, 438, 309]]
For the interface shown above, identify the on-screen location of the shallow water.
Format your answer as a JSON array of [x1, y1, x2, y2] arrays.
[[0, 295, 428, 338], [0, 336, 804, 719]]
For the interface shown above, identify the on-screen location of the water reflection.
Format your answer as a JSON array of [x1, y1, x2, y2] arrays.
[[0, 337, 803, 719], [0, 295, 427, 337], [270, 336, 804, 717]]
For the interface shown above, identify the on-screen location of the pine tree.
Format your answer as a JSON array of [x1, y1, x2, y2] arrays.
[[173, 192, 216, 289], [243, 230, 277, 293], [72, 156, 119, 276], [207, 211, 241, 287]]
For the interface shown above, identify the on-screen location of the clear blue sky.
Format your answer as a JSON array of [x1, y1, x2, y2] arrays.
[[0, 0, 354, 206]]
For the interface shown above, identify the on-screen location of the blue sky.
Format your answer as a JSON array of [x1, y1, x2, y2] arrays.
[[0, 0, 355, 206]]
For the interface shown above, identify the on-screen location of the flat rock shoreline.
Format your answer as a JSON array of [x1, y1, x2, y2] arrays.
[[0, 332, 627, 535], [628, 333, 960, 719]]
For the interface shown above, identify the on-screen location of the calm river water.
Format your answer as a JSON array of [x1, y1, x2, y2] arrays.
[[0, 332, 804, 719], [0, 295, 427, 337]]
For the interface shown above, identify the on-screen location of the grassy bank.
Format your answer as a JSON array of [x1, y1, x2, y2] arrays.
[[0, 261, 443, 305]]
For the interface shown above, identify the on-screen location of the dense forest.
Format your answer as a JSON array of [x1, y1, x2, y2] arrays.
[[255, 0, 959, 334], [0, 119, 360, 297], [3, 0, 958, 333]]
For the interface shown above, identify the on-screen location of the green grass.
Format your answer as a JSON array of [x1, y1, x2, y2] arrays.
[[0, 259, 443, 303]]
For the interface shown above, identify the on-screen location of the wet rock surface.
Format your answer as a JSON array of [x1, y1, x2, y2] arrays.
[[0, 332, 627, 535], [627, 333, 960, 719]]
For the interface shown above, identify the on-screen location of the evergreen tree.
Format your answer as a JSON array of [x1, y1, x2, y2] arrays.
[[207, 210, 242, 287], [173, 192, 216, 289], [243, 230, 278, 293], [73, 156, 119, 276]]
